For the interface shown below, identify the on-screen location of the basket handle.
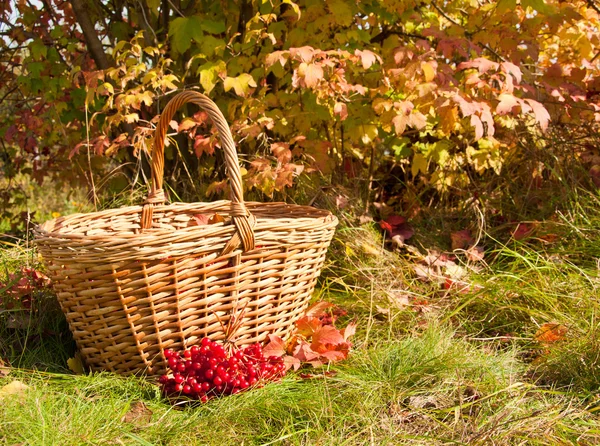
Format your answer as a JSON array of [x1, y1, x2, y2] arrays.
[[141, 90, 255, 254]]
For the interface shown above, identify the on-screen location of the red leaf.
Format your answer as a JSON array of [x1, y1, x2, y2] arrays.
[[391, 225, 414, 241], [284, 355, 302, 371], [354, 49, 379, 69], [451, 229, 474, 250], [192, 214, 211, 225], [496, 94, 520, 115], [379, 221, 393, 232], [512, 222, 534, 240], [303, 63, 323, 88], [386, 215, 406, 226], [311, 325, 345, 352], [194, 135, 216, 157], [293, 342, 321, 363], [262, 335, 286, 357], [271, 142, 292, 163], [470, 115, 484, 140], [500, 61, 522, 84], [290, 46, 314, 63], [524, 99, 550, 131], [334, 102, 348, 121], [320, 350, 347, 362], [295, 316, 323, 337], [458, 57, 499, 74]]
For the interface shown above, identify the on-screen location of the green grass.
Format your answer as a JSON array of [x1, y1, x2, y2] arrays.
[[3, 184, 600, 445]]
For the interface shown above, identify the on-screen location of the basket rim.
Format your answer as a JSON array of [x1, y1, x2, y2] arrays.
[[34, 200, 337, 241]]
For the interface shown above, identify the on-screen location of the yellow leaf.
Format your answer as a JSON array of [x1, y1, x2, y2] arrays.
[[411, 153, 428, 177], [223, 73, 257, 97], [360, 125, 378, 144], [421, 61, 436, 82], [361, 242, 380, 256], [67, 354, 85, 374]]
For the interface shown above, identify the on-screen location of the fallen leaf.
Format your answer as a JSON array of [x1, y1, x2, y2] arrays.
[[305, 302, 335, 317], [295, 316, 323, 337], [451, 229, 474, 250], [0, 358, 10, 377], [121, 401, 153, 424], [192, 214, 211, 226], [466, 246, 485, 261], [262, 335, 286, 358], [0, 380, 29, 399], [388, 292, 410, 309], [208, 213, 225, 224], [67, 354, 85, 374], [512, 222, 534, 240], [535, 323, 567, 344], [311, 325, 346, 351]]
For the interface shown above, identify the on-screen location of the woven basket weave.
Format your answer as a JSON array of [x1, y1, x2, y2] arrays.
[[34, 91, 338, 376]]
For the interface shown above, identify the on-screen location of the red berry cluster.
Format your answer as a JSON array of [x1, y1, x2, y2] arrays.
[[158, 338, 286, 402]]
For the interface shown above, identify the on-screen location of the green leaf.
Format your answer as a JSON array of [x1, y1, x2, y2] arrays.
[[201, 35, 226, 57], [200, 20, 226, 34], [197, 60, 226, 94], [29, 39, 47, 61], [169, 16, 204, 54], [223, 73, 257, 97]]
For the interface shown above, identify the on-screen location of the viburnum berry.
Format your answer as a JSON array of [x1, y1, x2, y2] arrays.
[[158, 338, 287, 403]]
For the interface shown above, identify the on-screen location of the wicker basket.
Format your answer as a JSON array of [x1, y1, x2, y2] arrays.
[[34, 91, 338, 376]]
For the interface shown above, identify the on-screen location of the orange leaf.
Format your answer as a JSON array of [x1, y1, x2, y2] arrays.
[[208, 213, 225, 224], [535, 323, 567, 344], [311, 325, 345, 352], [296, 316, 323, 337]]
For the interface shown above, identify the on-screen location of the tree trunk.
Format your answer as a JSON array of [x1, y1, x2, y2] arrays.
[[70, 0, 112, 69]]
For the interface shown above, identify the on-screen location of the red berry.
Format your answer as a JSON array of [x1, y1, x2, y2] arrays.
[[204, 369, 214, 380], [213, 376, 223, 386], [168, 357, 178, 369], [183, 385, 192, 394], [174, 373, 184, 384]]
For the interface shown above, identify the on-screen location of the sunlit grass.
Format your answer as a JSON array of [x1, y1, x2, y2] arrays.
[[2, 180, 600, 444]]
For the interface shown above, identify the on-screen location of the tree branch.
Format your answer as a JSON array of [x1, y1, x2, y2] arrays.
[[430, 0, 506, 62], [587, 0, 600, 16]]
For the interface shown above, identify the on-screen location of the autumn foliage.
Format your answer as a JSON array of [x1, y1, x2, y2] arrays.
[[0, 0, 599, 216]]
